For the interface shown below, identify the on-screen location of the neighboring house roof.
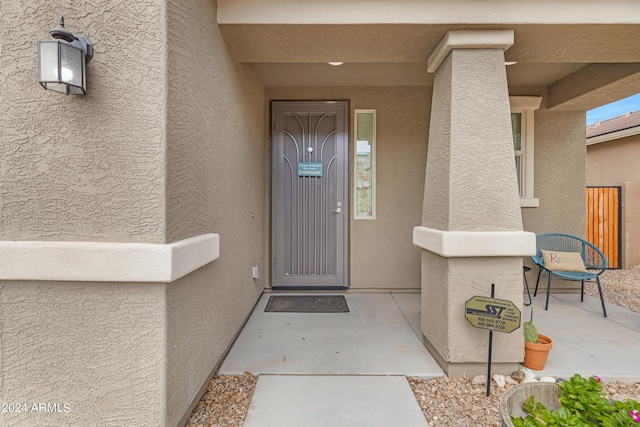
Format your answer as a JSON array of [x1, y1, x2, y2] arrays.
[[587, 110, 640, 145]]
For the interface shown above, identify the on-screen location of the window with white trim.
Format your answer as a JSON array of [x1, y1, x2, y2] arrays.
[[354, 109, 376, 219], [511, 112, 524, 193], [510, 96, 542, 208]]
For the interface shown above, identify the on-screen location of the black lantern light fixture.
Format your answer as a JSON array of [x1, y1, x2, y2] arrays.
[[38, 16, 93, 95]]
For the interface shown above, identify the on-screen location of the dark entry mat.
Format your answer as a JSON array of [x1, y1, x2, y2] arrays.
[[265, 295, 349, 313]]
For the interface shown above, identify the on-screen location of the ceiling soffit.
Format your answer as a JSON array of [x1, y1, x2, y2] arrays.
[[220, 24, 640, 64], [219, 22, 640, 106]]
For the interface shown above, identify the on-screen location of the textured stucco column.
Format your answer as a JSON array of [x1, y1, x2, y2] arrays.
[[414, 30, 536, 376]]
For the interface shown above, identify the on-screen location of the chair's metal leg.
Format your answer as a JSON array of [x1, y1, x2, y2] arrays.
[[523, 268, 532, 306], [581, 281, 584, 302], [596, 277, 607, 318], [534, 267, 542, 297], [545, 271, 552, 310]]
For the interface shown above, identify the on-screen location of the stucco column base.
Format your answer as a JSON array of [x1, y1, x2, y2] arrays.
[[420, 250, 525, 376], [421, 337, 520, 378]]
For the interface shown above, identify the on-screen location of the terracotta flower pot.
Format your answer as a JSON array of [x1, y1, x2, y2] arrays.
[[522, 333, 552, 370]]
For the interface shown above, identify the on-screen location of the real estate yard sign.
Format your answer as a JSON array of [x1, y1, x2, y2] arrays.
[[465, 286, 521, 396], [465, 296, 521, 333]]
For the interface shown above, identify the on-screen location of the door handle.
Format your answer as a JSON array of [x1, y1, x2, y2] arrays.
[[332, 207, 342, 213]]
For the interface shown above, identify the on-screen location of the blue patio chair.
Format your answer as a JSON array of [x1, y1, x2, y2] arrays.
[[530, 233, 608, 317]]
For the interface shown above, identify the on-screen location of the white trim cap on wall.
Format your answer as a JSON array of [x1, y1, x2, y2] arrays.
[[427, 30, 515, 73], [0, 233, 220, 283], [413, 226, 536, 257]]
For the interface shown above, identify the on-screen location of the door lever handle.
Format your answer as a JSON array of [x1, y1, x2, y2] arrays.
[[332, 207, 342, 213]]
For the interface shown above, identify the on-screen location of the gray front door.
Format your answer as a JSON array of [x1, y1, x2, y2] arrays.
[[272, 101, 348, 288]]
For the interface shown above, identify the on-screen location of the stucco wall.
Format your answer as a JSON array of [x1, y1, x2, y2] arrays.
[[521, 109, 586, 290], [165, 0, 266, 424], [521, 109, 586, 237], [622, 182, 640, 268], [0, 0, 166, 242], [586, 135, 640, 185], [0, 1, 169, 425], [0, 281, 166, 426], [1, 0, 266, 425], [166, 261, 264, 427], [266, 87, 429, 289]]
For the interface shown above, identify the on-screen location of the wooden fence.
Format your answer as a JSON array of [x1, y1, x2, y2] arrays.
[[586, 186, 622, 269]]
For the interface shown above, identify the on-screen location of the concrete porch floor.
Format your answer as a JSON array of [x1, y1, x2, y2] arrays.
[[219, 291, 640, 427]]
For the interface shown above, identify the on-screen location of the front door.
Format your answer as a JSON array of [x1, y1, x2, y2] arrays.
[[272, 101, 348, 288]]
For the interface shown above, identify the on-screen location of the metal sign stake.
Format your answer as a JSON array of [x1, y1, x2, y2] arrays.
[[464, 283, 521, 398], [487, 283, 495, 397]]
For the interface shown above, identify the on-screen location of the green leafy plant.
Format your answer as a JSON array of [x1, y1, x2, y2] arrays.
[[511, 374, 640, 426], [524, 306, 538, 343]]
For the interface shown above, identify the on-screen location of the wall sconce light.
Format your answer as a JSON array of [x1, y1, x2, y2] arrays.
[[38, 16, 93, 95]]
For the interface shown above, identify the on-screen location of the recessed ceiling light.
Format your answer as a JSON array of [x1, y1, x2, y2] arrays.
[[328, 62, 344, 66]]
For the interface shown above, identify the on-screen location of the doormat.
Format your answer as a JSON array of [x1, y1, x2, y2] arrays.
[[264, 295, 349, 313]]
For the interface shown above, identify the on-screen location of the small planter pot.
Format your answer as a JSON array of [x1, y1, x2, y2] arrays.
[[500, 382, 560, 427], [522, 333, 552, 370]]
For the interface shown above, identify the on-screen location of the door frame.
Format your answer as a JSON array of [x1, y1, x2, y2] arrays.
[[270, 100, 349, 289]]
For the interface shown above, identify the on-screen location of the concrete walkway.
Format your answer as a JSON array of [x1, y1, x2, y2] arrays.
[[219, 291, 640, 427]]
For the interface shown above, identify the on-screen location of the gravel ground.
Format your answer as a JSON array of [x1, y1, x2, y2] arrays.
[[185, 374, 257, 427], [584, 264, 640, 314], [408, 376, 640, 427], [185, 266, 640, 427]]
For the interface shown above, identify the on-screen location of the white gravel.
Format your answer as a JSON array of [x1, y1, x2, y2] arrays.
[[186, 266, 640, 426], [585, 264, 640, 314], [185, 374, 257, 427]]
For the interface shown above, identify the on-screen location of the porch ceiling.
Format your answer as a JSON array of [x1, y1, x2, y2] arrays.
[[249, 62, 586, 89], [219, 21, 640, 110]]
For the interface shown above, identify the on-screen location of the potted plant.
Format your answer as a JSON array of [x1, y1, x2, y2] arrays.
[[522, 307, 552, 370], [501, 374, 640, 426]]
